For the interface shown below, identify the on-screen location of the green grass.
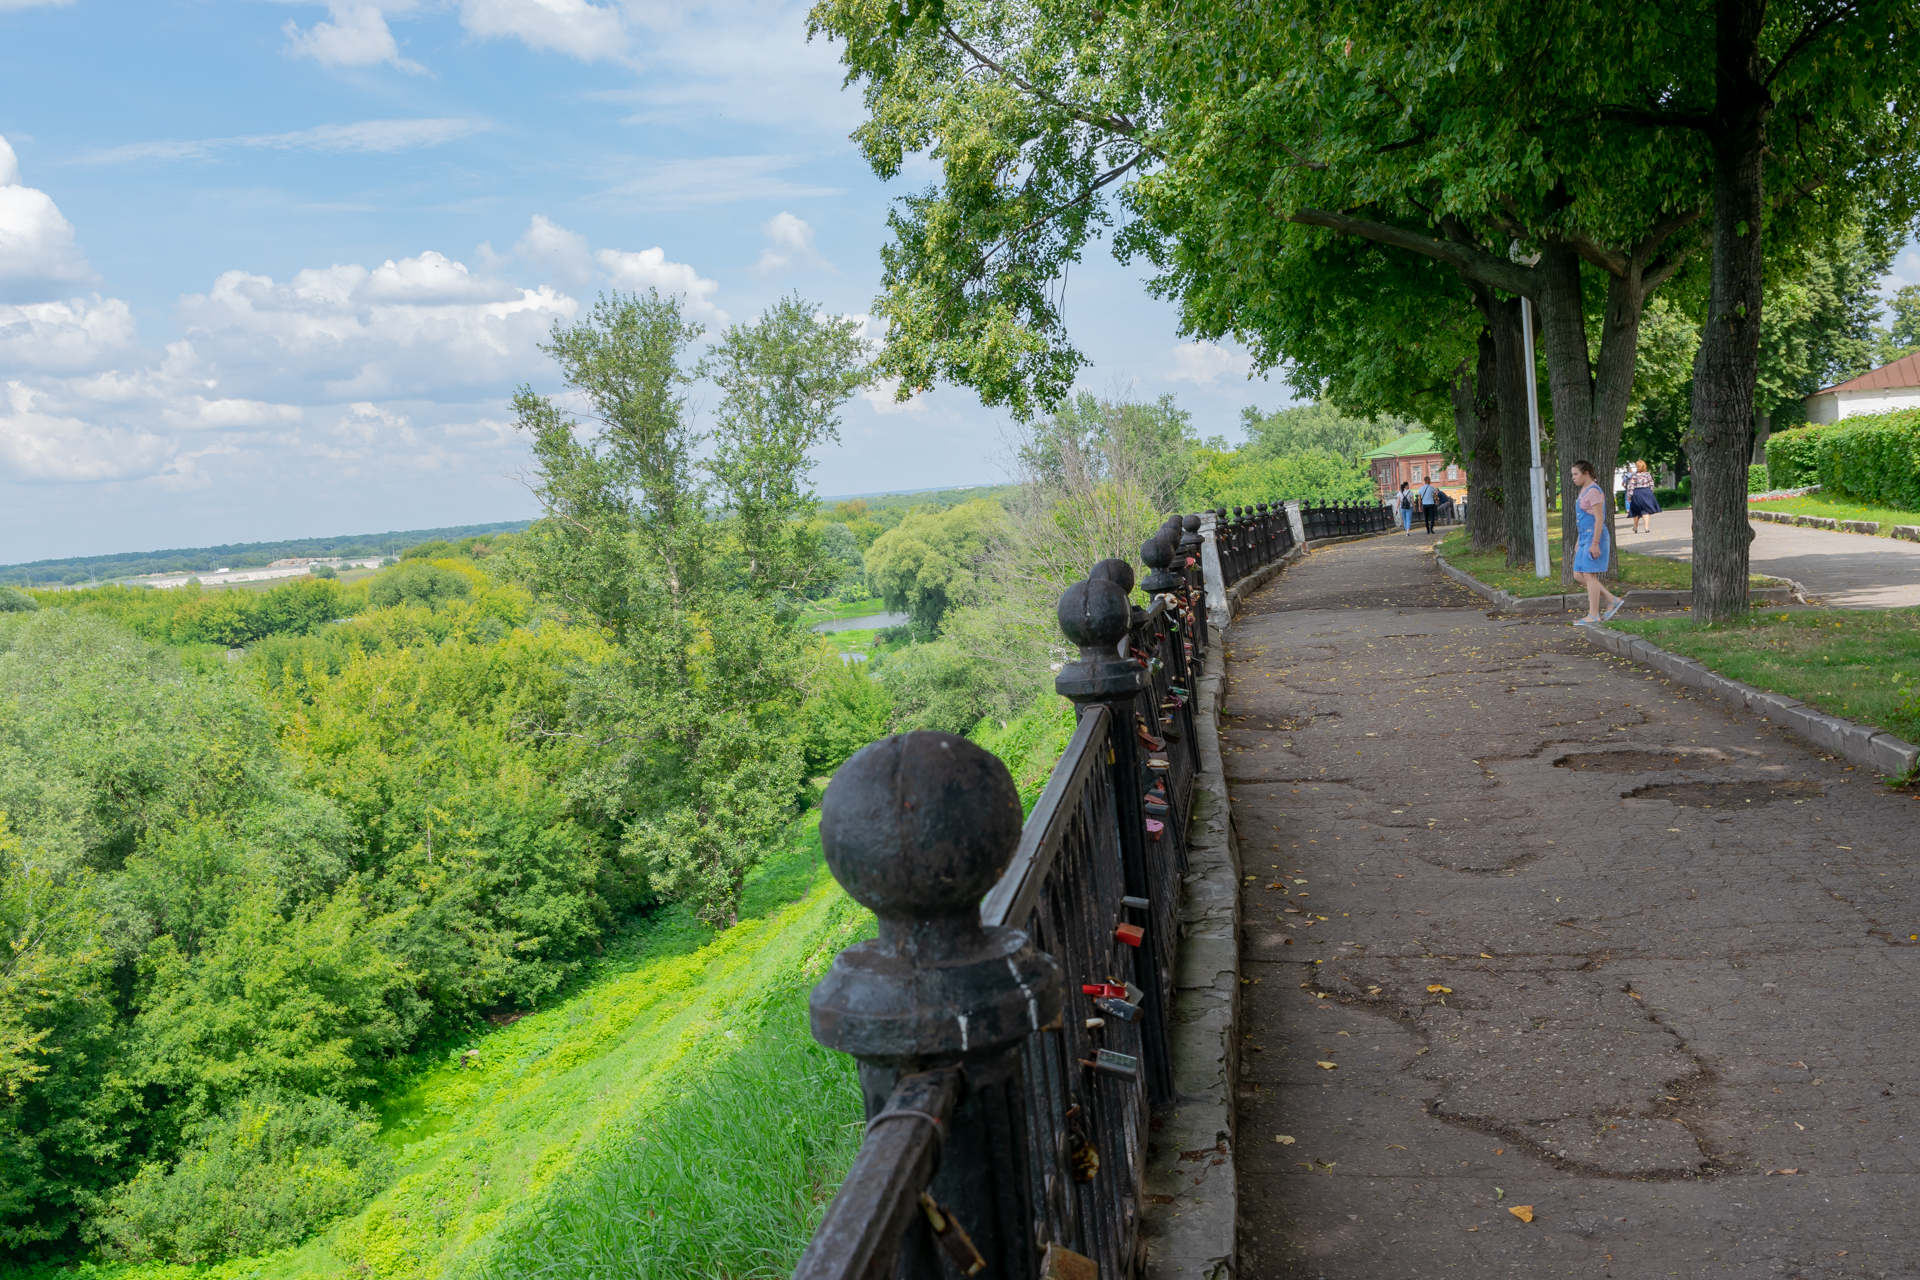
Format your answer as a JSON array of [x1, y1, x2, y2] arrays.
[[1747, 493, 1920, 533], [796, 596, 887, 624], [16, 817, 876, 1280], [1613, 609, 1920, 745]]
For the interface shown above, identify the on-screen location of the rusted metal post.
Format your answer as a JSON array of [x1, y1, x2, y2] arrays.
[[802, 732, 1064, 1280]]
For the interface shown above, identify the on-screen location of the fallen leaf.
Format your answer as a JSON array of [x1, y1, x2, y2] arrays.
[[1480, 952, 1494, 959], [1385, 1144, 1406, 1150], [1274, 1135, 1296, 1145], [1509, 1205, 1534, 1223], [1494, 1187, 1504, 1200], [1427, 984, 1452, 993], [1793, 1122, 1805, 1130], [1493, 1148, 1504, 1155], [1790, 1061, 1807, 1069], [1767, 1168, 1801, 1176], [1628, 991, 1643, 1001], [1317, 1061, 1339, 1070]]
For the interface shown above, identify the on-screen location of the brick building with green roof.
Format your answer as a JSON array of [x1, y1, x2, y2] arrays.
[[1362, 430, 1465, 500]]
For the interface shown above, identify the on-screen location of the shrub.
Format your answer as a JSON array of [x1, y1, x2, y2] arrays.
[[310, 563, 337, 579], [1769, 412, 1920, 508], [366, 561, 471, 611], [0, 587, 36, 613], [1748, 464, 1769, 494], [95, 1087, 394, 1264]]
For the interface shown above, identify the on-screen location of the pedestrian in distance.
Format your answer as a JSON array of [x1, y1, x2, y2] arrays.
[[1624, 459, 1660, 534], [1418, 476, 1440, 535], [1398, 481, 1415, 536], [1570, 459, 1625, 625]]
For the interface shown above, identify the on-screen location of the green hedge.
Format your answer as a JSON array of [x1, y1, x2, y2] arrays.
[[1748, 464, 1769, 494], [1768, 411, 1920, 508]]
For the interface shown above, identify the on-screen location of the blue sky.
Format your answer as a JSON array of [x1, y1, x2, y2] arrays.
[[0, 0, 1286, 563]]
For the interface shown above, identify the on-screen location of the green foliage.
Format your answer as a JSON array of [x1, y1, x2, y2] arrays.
[[869, 638, 1007, 736], [33, 579, 347, 649], [969, 695, 1078, 814], [862, 500, 1002, 636], [95, 1089, 393, 1264], [365, 563, 469, 612], [1181, 446, 1376, 510], [1748, 465, 1770, 495], [399, 541, 458, 561], [1240, 403, 1403, 464], [1768, 412, 1920, 509], [1875, 283, 1920, 367], [308, 564, 337, 580], [507, 291, 867, 926], [0, 589, 35, 614], [1017, 393, 1197, 511], [794, 651, 893, 776]]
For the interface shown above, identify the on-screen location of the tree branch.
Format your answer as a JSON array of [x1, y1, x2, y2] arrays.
[[1594, 105, 1714, 132], [938, 24, 1163, 158], [1765, 4, 1860, 89], [1288, 208, 1534, 294]]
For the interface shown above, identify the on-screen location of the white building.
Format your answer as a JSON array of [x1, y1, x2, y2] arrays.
[[1804, 351, 1920, 423]]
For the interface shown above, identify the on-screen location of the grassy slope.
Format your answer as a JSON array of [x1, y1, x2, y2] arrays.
[[1613, 609, 1920, 747], [1437, 530, 1775, 598], [1748, 494, 1920, 533], [18, 822, 872, 1280]]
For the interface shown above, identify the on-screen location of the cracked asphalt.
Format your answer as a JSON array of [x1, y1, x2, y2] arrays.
[[1226, 535, 1920, 1279]]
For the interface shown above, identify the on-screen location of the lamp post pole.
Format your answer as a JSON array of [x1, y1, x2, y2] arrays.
[[1520, 295, 1551, 579]]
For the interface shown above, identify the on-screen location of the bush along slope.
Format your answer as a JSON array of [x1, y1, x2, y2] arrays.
[[1767, 409, 1920, 508]]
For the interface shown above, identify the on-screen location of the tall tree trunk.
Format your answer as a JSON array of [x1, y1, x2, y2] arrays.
[[1451, 327, 1505, 551], [1687, 0, 1769, 623], [1484, 295, 1536, 568]]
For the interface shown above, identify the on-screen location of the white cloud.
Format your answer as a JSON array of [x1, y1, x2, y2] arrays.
[[460, 0, 628, 62], [1168, 340, 1250, 386], [161, 396, 305, 431], [284, 3, 427, 73], [175, 253, 576, 401], [0, 297, 137, 373], [0, 137, 94, 301], [513, 215, 595, 291], [753, 212, 832, 276], [861, 377, 924, 415], [0, 381, 171, 483], [599, 154, 841, 210], [81, 119, 488, 164], [594, 247, 727, 324]]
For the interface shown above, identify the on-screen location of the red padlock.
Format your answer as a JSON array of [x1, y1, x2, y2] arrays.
[[1081, 982, 1128, 998], [1115, 923, 1145, 948]]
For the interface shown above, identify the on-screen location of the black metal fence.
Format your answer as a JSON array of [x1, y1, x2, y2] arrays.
[[791, 504, 1380, 1279]]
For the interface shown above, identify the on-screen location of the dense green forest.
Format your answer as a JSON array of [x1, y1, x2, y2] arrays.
[[0, 286, 1386, 1274]]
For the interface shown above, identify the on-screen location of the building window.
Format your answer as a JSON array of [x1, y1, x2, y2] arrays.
[[1411, 463, 1423, 479], [1448, 465, 1459, 480]]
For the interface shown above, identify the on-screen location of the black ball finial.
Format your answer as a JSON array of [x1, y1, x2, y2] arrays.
[[1089, 557, 1134, 594], [1057, 576, 1131, 649], [1140, 532, 1174, 571], [821, 731, 1023, 925]]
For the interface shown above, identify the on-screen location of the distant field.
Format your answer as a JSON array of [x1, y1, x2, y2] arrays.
[[0, 520, 529, 588]]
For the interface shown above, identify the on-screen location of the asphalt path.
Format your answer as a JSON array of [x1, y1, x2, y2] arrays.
[[1624, 510, 1920, 609], [1227, 533, 1920, 1278]]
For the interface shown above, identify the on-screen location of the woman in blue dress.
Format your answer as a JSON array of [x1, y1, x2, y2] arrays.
[[1571, 459, 1624, 624]]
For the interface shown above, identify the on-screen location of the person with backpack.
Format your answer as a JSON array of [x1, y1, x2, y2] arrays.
[[1397, 481, 1415, 536]]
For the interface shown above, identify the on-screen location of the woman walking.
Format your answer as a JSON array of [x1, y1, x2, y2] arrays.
[[1398, 481, 1415, 536], [1571, 460, 1624, 625], [1624, 460, 1659, 533]]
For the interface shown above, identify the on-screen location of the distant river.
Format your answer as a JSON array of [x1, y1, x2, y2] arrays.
[[809, 612, 910, 633]]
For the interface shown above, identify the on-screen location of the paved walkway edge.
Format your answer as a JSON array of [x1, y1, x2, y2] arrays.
[[1436, 552, 1795, 612], [1750, 507, 1920, 541], [1582, 624, 1920, 779], [1141, 619, 1240, 1279]]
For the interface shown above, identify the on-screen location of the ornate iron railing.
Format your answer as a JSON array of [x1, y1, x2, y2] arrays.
[[792, 501, 1383, 1279]]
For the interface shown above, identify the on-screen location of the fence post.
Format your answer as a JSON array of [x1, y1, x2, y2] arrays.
[[1056, 574, 1176, 1105], [1179, 515, 1208, 657], [803, 732, 1064, 1280]]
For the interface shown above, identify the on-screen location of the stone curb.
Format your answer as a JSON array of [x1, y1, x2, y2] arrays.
[[1750, 507, 1920, 544], [1140, 626, 1239, 1279], [1581, 625, 1920, 778], [1435, 553, 1794, 612]]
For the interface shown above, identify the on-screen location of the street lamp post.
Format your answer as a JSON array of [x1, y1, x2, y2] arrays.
[[1519, 295, 1551, 579]]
